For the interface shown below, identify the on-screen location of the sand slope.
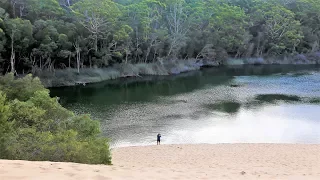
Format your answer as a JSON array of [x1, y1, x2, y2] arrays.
[[1, 144, 320, 180]]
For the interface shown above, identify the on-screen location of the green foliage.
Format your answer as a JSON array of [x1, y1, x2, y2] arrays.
[[0, 0, 319, 74], [0, 91, 13, 156], [0, 73, 44, 101], [72, 0, 121, 21], [206, 1, 250, 53], [252, 2, 303, 55], [0, 73, 111, 165], [67, 115, 101, 139], [26, 0, 64, 19], [0, 27, 5, 53], [4, 18, 33, 45], [6, 128, 110, 164], [292, 0, 320, 52]]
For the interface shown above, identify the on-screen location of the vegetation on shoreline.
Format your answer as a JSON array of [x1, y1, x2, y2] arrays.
[[0, 0, 320, 76], [40, 58, 207, 87], [0, 73, 111, 165]]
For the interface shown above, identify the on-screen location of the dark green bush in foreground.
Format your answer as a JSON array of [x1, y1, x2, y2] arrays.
[[0, 74, 111, 165]]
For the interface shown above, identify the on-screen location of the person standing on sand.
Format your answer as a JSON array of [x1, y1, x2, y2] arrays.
[[157, 133, 161, 145]]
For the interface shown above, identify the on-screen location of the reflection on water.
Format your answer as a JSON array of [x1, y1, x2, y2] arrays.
[[50, 65, 320, 147], [165, 104, 320, 145]]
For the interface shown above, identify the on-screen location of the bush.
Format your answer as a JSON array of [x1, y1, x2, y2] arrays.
[[0, 92, 13, 157], [0, 73, 111, 165]]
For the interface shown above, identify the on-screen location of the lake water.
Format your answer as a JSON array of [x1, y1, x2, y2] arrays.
[[50, 65, 320, 147]]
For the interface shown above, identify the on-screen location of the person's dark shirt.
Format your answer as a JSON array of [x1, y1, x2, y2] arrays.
[[157, 134, 161, 141]]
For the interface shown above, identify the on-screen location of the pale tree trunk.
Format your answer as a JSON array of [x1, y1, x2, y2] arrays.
[[125, 49, 129, 64], [10, 50, 15, 73], [40, 57, 42, 69], [167, 36, 178, 57], [145, 46, 151, 63], [166, 1, 188, 58], [66, 0, 71, 6], [81, 14, 107, 53], [10, 0, 16, 18], [153, 49, 157, 62], [256, 32, 262, 57], [77, 51, 80, 74], [19, 4, 25, 17], [134, 27, 141, 63], [31, 55, 36, 74], [68, 54, 71, 68], [10, 31, 15, 74], [145, 38, 156, 63], [167, 40, 174, 57], [49, 60, 55, 72], [95, 35, 98, 53], [73, 39, 81, 74]]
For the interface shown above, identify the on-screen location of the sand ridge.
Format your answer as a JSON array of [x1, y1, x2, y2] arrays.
[[1, 144, 320, 180]]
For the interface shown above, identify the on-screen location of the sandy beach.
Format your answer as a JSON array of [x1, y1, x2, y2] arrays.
[[1, 144, 320, 180]]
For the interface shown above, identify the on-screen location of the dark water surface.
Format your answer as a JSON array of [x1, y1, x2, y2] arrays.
[[50, 65, 320, 147]]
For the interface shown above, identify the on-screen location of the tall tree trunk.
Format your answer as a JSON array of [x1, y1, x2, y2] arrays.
[[135, 27, 139, 62], [43, 57, 51, 70], [10, 31, 15, 74], [94, 34, 98, 53], [19, 4, 25, 17], [40, 57, 42, 70], [145, 47, 151, 63], [73, 39, 81, 74], [153, 49, 157, 62], [167, 45, 173, 57], [66, 0, 71, 6], [77, 51, 80, 74], [126, 53, 129, 64], [11, 1, 16, 18]]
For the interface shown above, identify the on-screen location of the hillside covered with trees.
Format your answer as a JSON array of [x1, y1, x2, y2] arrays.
[[0, 0, 319, 75]]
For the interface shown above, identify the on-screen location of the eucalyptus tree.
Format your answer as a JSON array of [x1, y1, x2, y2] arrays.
[[204, 0, 250, 58], [4, 18, 33, 73], [72, 0, 131, 67], [125, 0, 167, 62], [72, 0, 121, 52], [0, 8, 7, 72], [251, 1, 303, 55], [32, 20, 59, 71], [291, 0, 320, 52], [164, 0, 190, 58]]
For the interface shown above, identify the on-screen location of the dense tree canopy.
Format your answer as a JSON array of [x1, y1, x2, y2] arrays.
[[0, 0, 317, 74]]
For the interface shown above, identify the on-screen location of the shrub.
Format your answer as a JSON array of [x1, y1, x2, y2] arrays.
[[0, 92, 13, 157], [0, 73, 111, 164]]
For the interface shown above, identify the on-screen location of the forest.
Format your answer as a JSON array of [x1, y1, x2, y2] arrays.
[[0, 0, 319, 75]]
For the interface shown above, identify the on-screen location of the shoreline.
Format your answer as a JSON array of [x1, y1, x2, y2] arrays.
[[39, 59, 211, 88], [45, 63, 320, 89], [109, 142, 320, 148], [36, 55, 320, 88], [1, 143, 320, 180]]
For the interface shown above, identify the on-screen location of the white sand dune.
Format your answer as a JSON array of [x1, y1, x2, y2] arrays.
[[1, 144, 320, 180]]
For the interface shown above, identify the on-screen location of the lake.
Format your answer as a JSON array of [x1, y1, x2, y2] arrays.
[[50, 65, 320, 147]]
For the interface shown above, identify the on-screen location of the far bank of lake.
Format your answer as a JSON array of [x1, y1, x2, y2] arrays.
[[40, 52, 320, 88]]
